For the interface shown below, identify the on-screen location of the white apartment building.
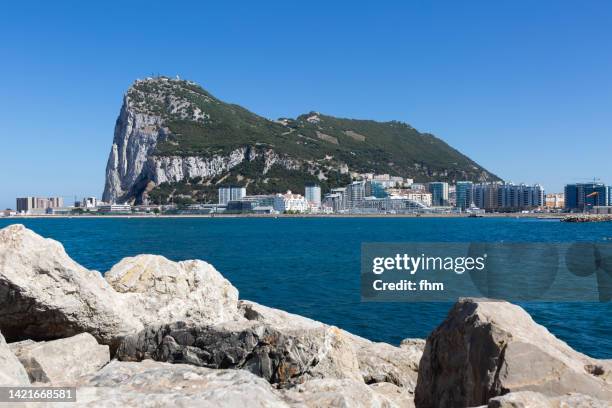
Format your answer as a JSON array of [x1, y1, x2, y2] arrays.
[[97, 204, 132, 213], [386, 189, 432, 207], [82, 197, 97, 208], [273, 191, 309, 213], [406, 192, 432, 207]]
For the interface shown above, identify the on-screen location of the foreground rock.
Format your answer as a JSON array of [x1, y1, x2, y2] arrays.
[[369, 382, 416, 407], [105, 254, 240, 326], [116, 320, 362, 386], [0, 225, 142, 349], [281, 378, 405, 407], [415, 298, 612, 408], [239, 300, 423, 391], [0, 330, 29, 386], [6, 225, 611, 407], [0, 224, 421, 399], [355, 341, 421, 390], [238, 300, 327, 331], [0, 225, 241, 352], [40, 360, 413, 408], [55, 360, 289, 408], [482, 391, 611, 408], [9, 333, 109, 384]]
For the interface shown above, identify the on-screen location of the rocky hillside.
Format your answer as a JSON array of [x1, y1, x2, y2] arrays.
[[1, 225, 611, 407], [102, 77, 500, 205]]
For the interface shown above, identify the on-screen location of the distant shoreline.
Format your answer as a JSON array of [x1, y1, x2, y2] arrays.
[[1, 213, 566, 220]]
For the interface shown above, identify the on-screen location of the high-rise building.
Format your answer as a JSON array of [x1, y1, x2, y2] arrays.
[[455, 181, 473, 210], [323, 193, 343, 212], [48, 197, 64, 208], [324, 187, 347, 212], [365, 180, 389, 198], [16, 197, 35, 213], [346, 181, 366, 209], [473, 183, 544, 211], [428, 182, 449, 206], [16, 196, 64, 213], [473, 182, 501, 210], [523, 184, 545, 209], [218, 186, 246, 205], [304, 183, 321, 207], [564, 183, 608, 211], [564, 184, 578, 210]]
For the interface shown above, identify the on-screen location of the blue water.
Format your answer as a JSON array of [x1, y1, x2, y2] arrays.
[[1, 217, 610, 358]]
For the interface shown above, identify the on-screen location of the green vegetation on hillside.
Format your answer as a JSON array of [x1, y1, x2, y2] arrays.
[[127, 77, 499, 202], [148, 158, 352, 204]]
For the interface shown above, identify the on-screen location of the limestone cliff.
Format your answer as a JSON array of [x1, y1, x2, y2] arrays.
[[102, 77, 499, 204]]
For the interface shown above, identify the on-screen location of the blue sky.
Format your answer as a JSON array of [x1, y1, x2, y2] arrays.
[[1, 1, 611, 209]]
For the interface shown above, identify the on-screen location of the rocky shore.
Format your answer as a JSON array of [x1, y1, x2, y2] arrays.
[[562, 214, 612, 223], [0, 224, 610, 407]]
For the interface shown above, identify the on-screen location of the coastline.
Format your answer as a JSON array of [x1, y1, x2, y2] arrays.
[[2, 213, 566, 220]]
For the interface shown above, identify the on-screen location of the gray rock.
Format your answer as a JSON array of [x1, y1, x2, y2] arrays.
[[355, 341, 421, 390], [0, 225, 143, 350], [115, 320, 362, 386], [42, 360, 290, 408], [9, 333, 109, 384], [369, 382, 415, 408], [400, 338, 426, 350], [552, 392, 612, 408], [105, 254, 240, 326], [482, 391, 612, 408], [486, 391, 553, 408], [240, 300, 424, 391], [415, 298, 612, 408], [238, 300, 326, 331], [0, 330, 29, 386], [281, 378, 399, 408]]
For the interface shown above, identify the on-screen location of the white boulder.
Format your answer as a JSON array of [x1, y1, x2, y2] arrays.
[[281, 378, 401, 407], [57, 360, 290, 408], [9, 333, 109, 384], [0, 330, 29, 386], [105, 254, 240, 326], [0, 225, 142, 349]]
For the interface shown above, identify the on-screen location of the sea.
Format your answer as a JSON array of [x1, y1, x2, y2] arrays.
[[1, 217, 610, 358]]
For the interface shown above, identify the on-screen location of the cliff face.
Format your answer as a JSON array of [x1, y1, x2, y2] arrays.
[[102, 98, 164, 202], [102, 78, 317, 204], [102, 77, 499, 204]]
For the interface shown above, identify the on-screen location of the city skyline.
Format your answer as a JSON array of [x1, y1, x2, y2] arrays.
[[2, 2, 612, 209], [9, 178, 561, 216]]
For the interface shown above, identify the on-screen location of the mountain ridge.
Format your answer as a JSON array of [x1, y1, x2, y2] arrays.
[[102, 76, 499, 205]]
